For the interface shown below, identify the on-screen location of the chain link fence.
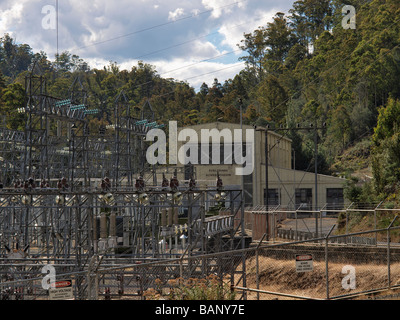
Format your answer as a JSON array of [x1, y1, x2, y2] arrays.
[[0, 250, 248, 300], [241, 220, 400, 300], [2, 221, 400, 300]]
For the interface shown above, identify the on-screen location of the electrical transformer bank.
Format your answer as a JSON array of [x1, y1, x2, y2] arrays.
[[0, 67, 248, 300]]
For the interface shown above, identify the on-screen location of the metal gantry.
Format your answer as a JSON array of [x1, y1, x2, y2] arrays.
[[0, 67, 247, 300]]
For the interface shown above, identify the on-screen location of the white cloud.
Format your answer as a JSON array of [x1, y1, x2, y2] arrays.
[[191, 8, 201, 17], [0, 0, 296, 88], [168, 8, 185, 21], [218, 9, 276, 51], [190, 40, 221, 60], [0, 1, 28, 34], [201, 0, 244, 19]]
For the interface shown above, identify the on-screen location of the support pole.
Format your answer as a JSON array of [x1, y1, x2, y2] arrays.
[[265, 129, 269, 241], [314, 127, 318, 237], [387, 215, 398, 289], [325, 224, 335, 300]]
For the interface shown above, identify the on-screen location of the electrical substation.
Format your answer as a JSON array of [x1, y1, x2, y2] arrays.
[[0, 64, 247, 300]]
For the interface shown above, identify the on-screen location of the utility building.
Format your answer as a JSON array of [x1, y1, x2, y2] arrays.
[[172, 122, 347, 210]]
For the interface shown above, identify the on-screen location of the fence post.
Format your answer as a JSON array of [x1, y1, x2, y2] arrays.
[[256, 233, 267, 300], [375, 201, 383, 246], [179, 244, 190, 279], [87, 254, 103, 300], [325, 225, 335, 300], [345, 208, 348, 244], [179, 258, 183, 279], [87, 255, 97, 300], [374, 208, 377, 245], [387, 216, 398, 289]]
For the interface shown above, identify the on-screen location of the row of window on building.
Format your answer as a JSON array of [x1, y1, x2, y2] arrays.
[[263, 188, 344, 210]]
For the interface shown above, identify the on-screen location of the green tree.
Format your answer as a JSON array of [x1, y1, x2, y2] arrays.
[[289, 0, 333, 50], [1, 82, 26, 130], [264, 12, 296, 72], [373, 98, 400, 145], [329, 104, 352, 151], [371, 98, 400, 196], [0, 34, 34, 80], [238, 27, 267, 84], [257, 75, 288, 123]]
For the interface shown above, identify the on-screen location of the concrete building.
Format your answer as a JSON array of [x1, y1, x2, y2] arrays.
[[161, 121, 347, 210]]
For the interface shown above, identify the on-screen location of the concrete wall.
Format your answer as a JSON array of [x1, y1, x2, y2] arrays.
[[163, 122, 348, 209]]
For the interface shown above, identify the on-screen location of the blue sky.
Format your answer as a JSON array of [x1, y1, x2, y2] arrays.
[[0, 0, 296, 90]]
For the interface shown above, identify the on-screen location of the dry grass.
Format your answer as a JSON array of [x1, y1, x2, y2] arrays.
[[242, 256, 400, 300]]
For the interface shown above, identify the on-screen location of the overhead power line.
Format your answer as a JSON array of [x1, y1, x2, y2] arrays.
[[73, 0, 251, 52]]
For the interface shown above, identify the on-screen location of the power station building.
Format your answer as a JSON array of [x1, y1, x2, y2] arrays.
[[170, 122, 347, 210]]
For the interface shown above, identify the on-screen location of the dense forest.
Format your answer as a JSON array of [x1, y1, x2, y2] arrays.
[[0, 0, 400, 204]]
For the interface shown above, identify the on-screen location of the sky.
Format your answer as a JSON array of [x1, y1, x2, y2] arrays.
[[0, 0, 296, 90]]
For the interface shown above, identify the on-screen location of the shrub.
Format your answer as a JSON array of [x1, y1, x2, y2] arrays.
[[144, 274, 236, 300]]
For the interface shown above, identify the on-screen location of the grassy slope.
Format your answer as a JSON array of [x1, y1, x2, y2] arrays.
[[330, 138, 372, 183], [244, 256, 399, 300], [329, 138, 400, 239]]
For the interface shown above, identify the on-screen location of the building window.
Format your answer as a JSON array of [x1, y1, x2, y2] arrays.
[[264, 188, 280, 206], [184, 164, 194, 180], [197, 143, 251, 165], [295, 188, 312, 210], [326, 188, 344, 209], [244, 172, 253, 207]]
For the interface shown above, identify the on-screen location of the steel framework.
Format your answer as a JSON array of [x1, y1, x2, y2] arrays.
[[0, 66, 247, 299]]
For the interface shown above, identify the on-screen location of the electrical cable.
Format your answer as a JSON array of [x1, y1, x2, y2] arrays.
[[73, 0, 251, 52]]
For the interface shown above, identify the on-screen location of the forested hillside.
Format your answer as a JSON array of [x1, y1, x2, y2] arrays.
[[0, 0, 399, 203]]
